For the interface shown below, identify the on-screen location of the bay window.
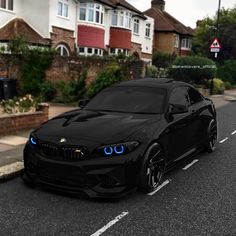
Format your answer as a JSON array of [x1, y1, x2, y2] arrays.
[[181, 37, 192, 49], [79, 2, 104, 25], [111, 10, 132, 29]]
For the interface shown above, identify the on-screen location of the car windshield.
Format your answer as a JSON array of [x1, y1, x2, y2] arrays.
[[85, 86, 166, 114]]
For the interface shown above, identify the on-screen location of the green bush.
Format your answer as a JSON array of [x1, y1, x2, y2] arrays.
[[21, 48, 55, 96], [217, 60, 236, 85], [170, 56, 217, 84], [146, 65, 158, 78], [208, 78, 225, 95], [55, 70, 87, 103], [152, 52, 176, 68], [40, 81, 56, 101], [224, 81, 233, 90], [87, 64, 127, 98]]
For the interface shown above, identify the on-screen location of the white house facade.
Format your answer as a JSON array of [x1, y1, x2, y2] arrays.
[[0, 0, 154, 62]]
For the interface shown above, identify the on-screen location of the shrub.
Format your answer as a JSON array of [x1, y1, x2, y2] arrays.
[[152, 52, 176, 68], [40, 81, 56, 101], [170, 56, 217, 84], [224, 81, 233, 90], [208, 78, 225, 95], [21, 48, 55, 96], [55, 70, 87, 103], [146, 65, 158, 78], [87, 64, 127, 98], [0, 94, 38, 114], [217, 60, 236, 85]]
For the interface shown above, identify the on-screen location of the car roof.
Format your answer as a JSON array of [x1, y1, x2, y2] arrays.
[[115, 78, 189, 89]]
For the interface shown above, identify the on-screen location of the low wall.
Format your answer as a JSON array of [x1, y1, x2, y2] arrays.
[[0, 103, 49, 136]]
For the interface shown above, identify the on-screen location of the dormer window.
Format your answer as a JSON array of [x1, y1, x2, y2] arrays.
[[79, 2, 104, 25], [0, 0, 13, 11]]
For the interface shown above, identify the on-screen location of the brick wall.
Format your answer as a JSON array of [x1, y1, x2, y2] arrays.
[[51, 26, 75, 55], [0, 104, 49, 136]]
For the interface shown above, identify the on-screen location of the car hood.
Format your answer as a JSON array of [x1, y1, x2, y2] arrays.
[[35, 109, 160, 146]]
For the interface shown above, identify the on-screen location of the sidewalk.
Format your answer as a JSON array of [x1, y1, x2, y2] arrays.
[[0, 91, 236, 181], [0, 104, 76, 181]]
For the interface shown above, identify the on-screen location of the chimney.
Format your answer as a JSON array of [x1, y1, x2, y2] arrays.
[[151, 0, 165, 11]]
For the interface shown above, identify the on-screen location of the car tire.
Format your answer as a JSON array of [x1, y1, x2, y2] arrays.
[[205, 119, 217, 153], [138, 143, 166, 193]]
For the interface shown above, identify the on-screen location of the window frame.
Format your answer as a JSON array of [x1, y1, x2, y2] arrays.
[[56, 44, 70, 57], [133, 18, 140, 35], [79, 2, 104, 25], [0, 0, 14, 11], [145, 22, 151, 38], [111, 10, 132, 29], [57, 0, 69, 18], [181, 37, 192, 50]]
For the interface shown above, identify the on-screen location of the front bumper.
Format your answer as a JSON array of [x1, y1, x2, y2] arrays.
[[23, 143, 143, 198]]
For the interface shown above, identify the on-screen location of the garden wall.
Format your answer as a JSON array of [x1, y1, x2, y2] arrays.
[[0, 55, 145, 85], [0, 103, 49, 136]]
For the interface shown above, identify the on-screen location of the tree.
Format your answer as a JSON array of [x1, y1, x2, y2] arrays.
[[193, 6, 236, 60]]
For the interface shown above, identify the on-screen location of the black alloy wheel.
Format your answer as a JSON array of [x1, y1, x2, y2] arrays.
[[139, 143, 166, 193], [205, 119, 217, 153]]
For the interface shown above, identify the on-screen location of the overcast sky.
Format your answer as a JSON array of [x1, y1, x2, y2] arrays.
[[127, 0, 236, 28]]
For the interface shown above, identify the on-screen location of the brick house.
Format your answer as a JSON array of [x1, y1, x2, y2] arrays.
[[144, 0, 194, 56], [0, 0, 154, 62]]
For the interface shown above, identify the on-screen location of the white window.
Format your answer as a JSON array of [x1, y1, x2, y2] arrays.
[[174, 34, 180, 48], [133, 18, 140, 35], [109, 48, 129, 56], [56, 44, 69, 56], [77, 47, 103, 57], [145, 23, 151, 38], [111, 10, 132, 29], [0, 0, 13, 11], [58, 0, 68, 18], [79, 2, 104, 24], [181, 37, 192, 49]]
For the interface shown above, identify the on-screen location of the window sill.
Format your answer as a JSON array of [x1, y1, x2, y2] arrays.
[[0, 8, 15, 14], [111, 25, 131, 30], [133, 33, 140, 36], [145, 36, 151, 40], [181, 47, 191, 51], [57, 15, 70, 21], [78, 20, 105, 27]]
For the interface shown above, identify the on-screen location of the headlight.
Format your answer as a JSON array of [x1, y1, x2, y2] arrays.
[[29, 134, 37, 145], [98, 141, 139, 157]]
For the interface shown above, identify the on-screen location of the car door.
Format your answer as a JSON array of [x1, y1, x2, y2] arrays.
[[166, 86, 194, 161], [187, 86, 205, 147]]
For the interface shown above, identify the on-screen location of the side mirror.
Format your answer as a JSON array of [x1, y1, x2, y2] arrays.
[[169, 104, 188, 115], [78, 99, 90, 108]]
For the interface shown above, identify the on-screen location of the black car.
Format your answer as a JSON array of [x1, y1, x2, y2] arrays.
[[22, 78, 217, 198]]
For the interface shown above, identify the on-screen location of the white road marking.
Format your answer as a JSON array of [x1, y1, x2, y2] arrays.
[[219, 137, 229, 143], [182, 159, 199, 171], [90, 211, 129, 236], [231, 130, 236, 135], [147, 179, 171, 196]]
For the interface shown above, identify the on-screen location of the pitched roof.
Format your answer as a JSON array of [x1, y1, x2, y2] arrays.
[[144, 7, 193, 36], [0, 18, 50, 45]]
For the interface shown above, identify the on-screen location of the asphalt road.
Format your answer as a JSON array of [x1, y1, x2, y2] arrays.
[[0, 103, 236, 236]]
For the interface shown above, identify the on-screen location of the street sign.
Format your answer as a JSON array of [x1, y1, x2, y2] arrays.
[[210, 38, 221, 58]]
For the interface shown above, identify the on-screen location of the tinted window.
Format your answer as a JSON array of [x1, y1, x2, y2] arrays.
[[169, 87, 189, 107], [85, 86, 166, 114], [188, 87, 203, 105]]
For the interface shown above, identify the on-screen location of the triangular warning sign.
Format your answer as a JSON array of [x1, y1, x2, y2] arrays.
[[210, 38, 221, 48]]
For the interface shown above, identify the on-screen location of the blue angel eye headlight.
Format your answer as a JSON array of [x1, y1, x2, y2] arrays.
[[30, 137, 37, 145], [104, 146, 113, 156], [99, 141, 139, 157], [114, 145, 125, 155]]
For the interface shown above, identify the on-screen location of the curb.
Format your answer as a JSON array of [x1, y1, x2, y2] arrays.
[[0, 162, 24, 183]]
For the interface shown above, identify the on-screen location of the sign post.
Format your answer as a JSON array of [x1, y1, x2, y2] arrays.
[[210, 38, 221, 58]]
